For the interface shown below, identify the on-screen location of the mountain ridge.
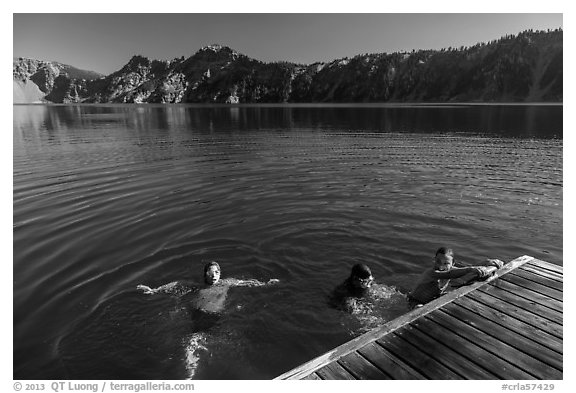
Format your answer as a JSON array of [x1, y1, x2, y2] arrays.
[[13, 29, 562, 104]]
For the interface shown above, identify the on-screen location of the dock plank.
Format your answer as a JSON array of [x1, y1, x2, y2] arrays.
[[414, 316, 534, 379], [470, 288, 563, 339], [485, 277, 563, 313], [433, 309, 562, 379], [520, 264, 563, 283], [427, 311, 542, 379], [445, 301, 563, 370], [478, 284, 563, 324], [302, 373, 321, 380], [315, 361, 356, 380], [357, 341, 425, 380], [396, 324, 497, 379], [377, 332, 464, 379], [500, 273, 562, 302], [526, 259, 563, 275], [484, 277, 563, 314], [337, 351, 392, 379], [509, 269, 563, 292], [454, 295, 562, 354]]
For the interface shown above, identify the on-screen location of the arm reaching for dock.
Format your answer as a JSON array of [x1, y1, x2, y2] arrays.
[[463, 259, 504, 280], [450, 259, 504, 288], [430, 266, 485, 279]]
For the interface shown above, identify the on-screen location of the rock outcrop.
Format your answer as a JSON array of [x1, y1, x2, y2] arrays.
[[13, 58, 103, 103]]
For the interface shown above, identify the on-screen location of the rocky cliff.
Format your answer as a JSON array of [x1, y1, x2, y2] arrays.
[[14, 29, 562, 104], [13, 58, 103, 103]]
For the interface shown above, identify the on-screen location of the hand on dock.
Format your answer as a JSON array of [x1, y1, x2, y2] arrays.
[[475, 266, 498, 280], [486, 259, 504, 269]]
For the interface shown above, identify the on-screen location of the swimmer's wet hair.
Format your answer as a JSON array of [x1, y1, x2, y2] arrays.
[[350, 263, 372, 279], [204, 261, 220, 274], [435, 247, 453, 257]]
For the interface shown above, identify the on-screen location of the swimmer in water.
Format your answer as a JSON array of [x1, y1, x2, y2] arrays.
[[330, 263, 375, 313], [138, 261, 279, 378], [408, 247, 504, 308], [137, 261, 279, 313]]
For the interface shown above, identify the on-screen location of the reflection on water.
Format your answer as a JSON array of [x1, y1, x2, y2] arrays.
[[184, 332, 209, 379], [13, 103, 562, 140], [13, 104, 562, 379]]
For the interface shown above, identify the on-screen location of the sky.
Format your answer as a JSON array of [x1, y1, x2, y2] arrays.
[[13, 12, 563, 75]]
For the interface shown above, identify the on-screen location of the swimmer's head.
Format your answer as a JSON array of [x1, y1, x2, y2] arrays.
[[434, 247, 454, 271], [349, 263, 374, 290], [204, 261, 221, 285]]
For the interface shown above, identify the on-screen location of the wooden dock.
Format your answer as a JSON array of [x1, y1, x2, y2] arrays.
[[275, 256, 563, 380]]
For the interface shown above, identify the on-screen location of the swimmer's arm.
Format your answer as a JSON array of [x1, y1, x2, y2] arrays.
[[137, 281, 179, 295], [222, 278, 280, 287], [456, 259, 504, 269], [431, 267, 483, 279]]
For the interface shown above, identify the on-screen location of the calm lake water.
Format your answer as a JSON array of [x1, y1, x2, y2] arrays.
[[13, 104, 562, 379]]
